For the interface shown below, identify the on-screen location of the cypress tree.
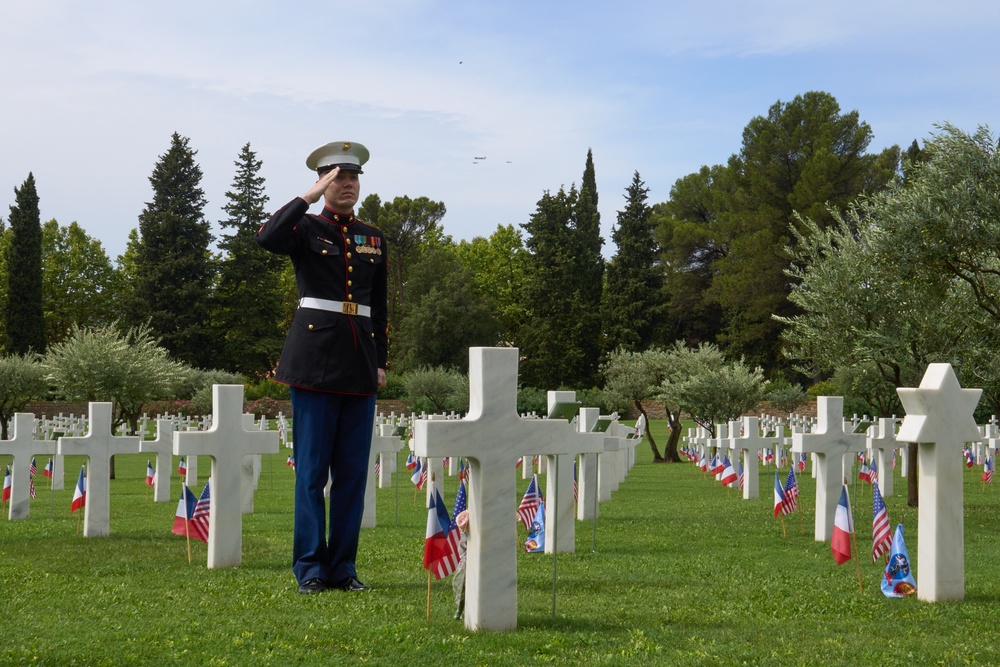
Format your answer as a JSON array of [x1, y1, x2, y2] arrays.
[[602, 171, 664, 355], [519, 187, 593, 389], [573, 149, 605, 385], [214, 143, 286, 378], [4, 173, 46, 354], [129, 133, 215, 368]]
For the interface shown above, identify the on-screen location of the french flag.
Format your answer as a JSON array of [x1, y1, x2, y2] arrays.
[[831, 485, 854, 565], [71, 466, 87, 513], [177, 457, 187, 476], [720, 457, 738, 487], [42, 458, 53, 479], [145, 460, 155, 486]]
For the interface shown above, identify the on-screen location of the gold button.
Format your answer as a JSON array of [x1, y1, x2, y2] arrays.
[[342, 226, 348, 233], [371, 332, 375, 338], [321, 249, 327, 255], [348, 294, 353, 300], [346, 252, 352, 259], [348, 266, 353, 273], [347, 280, 353, 287], [345, 238, 351, 245], [308, 324, 314, 330], [370, 258, 374, 263]]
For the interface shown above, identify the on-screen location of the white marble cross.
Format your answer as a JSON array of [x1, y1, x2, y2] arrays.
[[727, 416, 769, 500], [0, 413, 55, 519], [413, 347, 574, 632], [240, 413, 263, 515], [896, 363, 982, 602], [361, 421, 406, 528], [139, 418, 176, 503], [791, 397, 867, 541], [57, 403, 141, 536], [575, 407, 620, 522], [173, 385, 279, 568], [544, 402, 619, 552], [867, 417, 897, 497]]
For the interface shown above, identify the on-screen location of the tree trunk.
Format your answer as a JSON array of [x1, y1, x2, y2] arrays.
[[906, 442, 918, 507], [636, 400, 664, 462], [664, 413, 683, 462]]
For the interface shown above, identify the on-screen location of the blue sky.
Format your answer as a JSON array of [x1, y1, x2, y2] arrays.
[[2, 1, 998, 261]]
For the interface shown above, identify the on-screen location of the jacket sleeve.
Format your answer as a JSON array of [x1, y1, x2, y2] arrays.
[[256, 198, 310, 255], [373, 235, 389, 370]]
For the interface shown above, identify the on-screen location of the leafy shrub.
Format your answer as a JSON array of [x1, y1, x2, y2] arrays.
[[763, 379, 808, 414], [246, 397, 282, 419], [378, 371, 407, 400], [244, 378, 291, 401], [516, 386, 546, 416]]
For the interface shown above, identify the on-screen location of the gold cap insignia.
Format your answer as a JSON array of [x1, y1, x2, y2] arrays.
[[342, 142, 352, 151]]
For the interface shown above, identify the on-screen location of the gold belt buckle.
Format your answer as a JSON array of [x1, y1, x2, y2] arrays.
[[342, 301, 358, 316]]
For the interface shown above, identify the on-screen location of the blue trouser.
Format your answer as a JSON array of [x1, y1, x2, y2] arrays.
[[290, 387, 375, 585]]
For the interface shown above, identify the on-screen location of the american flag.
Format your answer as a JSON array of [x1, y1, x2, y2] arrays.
[[892, 449, 897, 469], [189, 480, 211, 543], [517, 474, 542, 530], [738, 461, 745, 491], [782, 467, 799, 513], [29, 458, 37, 478], [869, 460, 879, 486], [573, 460, 578, 502], [374, 453, 381, 479], [451, 479, 467, 528], [29, 478, 36, 499], [982, 457, 994, 485], [871, 482, 892, 562]]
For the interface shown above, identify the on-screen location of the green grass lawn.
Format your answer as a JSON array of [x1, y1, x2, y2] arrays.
[[3, 419, 1000, 666]]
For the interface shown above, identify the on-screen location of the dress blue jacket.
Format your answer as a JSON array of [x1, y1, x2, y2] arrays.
[[257, 197, 388, 395]]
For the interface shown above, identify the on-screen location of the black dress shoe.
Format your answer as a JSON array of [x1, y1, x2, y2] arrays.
[[336, 576, 371, 592], [297, 578, 327, 594]]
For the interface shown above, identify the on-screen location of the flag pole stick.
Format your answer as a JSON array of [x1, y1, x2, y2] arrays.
[[550, 456, 558, 619], [851, 529, 863, 593], [181, 479, 191, 564], [426, 570, 432, 621], [779, 515, 786, 538]]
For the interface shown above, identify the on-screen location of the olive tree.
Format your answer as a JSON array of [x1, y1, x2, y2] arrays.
[[43, 323, 189, 435], [0, 353, 49, 438]]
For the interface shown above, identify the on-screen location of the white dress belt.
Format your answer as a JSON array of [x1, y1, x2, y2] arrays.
[[298, 297, 371, 317]]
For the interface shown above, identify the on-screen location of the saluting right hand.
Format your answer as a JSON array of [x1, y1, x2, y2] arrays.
[[301, 167, 340, 204]]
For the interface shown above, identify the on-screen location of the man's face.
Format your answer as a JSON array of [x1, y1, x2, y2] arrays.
[[322, 168, 360, 212]]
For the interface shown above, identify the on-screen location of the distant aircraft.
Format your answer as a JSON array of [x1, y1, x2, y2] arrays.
[[474, 156, 486, 160]]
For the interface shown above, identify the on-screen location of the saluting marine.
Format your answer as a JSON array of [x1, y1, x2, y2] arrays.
[[257, 140, 388, 594]]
